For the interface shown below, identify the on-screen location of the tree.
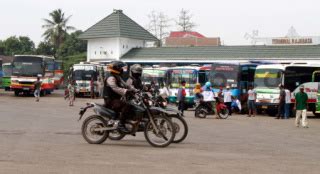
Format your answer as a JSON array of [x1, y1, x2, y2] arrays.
[[56, 30, 87, 58], [147, 11, 171, 46], [176, 9, 196, 32], [0, 40, 5, 55], [36, 41, 55, 55], [42, 9, 75, 53], [2, 36, 35, 55]]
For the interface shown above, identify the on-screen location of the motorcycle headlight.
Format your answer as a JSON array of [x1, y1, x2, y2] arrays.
[[162, 102, 167, 107], [149, 100, 153, 106]]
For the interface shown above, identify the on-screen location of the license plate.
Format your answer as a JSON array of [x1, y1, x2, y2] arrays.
[[80, 89, 87, 92], [262, 105, 268, 109], [23, 88, 29, 91]]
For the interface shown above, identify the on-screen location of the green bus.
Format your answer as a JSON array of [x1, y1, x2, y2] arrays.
[[2, 63, 13, 91]]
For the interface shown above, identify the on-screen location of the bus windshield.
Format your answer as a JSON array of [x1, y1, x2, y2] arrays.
[[169, 69, 197, 88], [12, 62, 43, 77], [3, 64, 12, 77], [210, 64, 239, 88], [74, 70, 97, 81], [254, 69, 282, 88], [142, 69, 166, 86]]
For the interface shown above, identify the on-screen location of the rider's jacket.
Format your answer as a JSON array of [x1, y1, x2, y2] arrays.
[[126, 76, 143, 91], [103, 74, 128, 101]]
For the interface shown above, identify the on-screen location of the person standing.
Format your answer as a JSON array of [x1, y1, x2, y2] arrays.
[[276, 85, 286, 119], [177, 81, 187, 115], [284, 86, 291, 119], [90, 77, 95, 99], [294, 86, 309, 128], [247, 86, 256, 117], [224, 86, 232, 115], [34, 77, 41, 102], [68, 80, 75, 106]]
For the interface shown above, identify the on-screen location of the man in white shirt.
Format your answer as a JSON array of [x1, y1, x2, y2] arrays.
[[284, 86, 291, 119], [224, 86, 232, 115], [247, 86, 256, 117]]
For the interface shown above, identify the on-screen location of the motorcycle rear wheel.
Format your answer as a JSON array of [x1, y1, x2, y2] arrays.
[[218, 109, 229, 119], [81, 115, 109, 144], [144, 115, 175, 148], [195, 106, 207, 118]]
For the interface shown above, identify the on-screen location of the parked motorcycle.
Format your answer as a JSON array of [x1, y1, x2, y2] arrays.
[[78, 92, 176, 148], [194, 97, 229, 119], [109, 93, 188, 144]]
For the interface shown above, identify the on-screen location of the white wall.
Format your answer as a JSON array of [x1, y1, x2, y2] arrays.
[[87, 38, 120, 62], [119, 38, 145, 57], [86, 37, 146, 62]]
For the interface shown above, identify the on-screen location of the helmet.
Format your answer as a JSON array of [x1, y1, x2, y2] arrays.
[[205, 81, 211, 88], [109, 61, 126, 74], [130, 64, 143, 78]]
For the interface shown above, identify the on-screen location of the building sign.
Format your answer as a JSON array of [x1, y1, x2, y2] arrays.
[[272, 38, 313, 45]]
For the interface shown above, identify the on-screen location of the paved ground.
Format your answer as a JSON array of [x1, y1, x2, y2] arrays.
[[1, 89, 320, 174]]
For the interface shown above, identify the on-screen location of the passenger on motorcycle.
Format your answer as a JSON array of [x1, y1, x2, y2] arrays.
[[194, 83, 203, 101], [126, 64, 144, 90], [103, 61, 137, 133]]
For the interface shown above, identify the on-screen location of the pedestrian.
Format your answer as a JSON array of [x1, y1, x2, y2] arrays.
[[34, 76, 41, 102], [247, 85, 256, 117], [68, 80, 75, 106], [231, 96, 242, 113], [284, 86, 291, 119], [276, 84, 286, 119], [90, 77, 95, 99], [177, 80, 187, 115], [294, 85, 309, 128], [224, 86, 232, 115], [97, 77, 103, 98]]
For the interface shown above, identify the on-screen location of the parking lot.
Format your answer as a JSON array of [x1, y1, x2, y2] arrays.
[[1, 89, 320, 174]]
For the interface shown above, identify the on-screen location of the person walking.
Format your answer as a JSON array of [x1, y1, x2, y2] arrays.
[[247, 86, 256, 117], [224, 86, 232, 115], [34, 76, 41, 102], [294, 85, 309, 128], [68, 80, 75, 106], [177, 81, 187, 115], [97, 77, 103, 98], [276, 85, 286, 119], [284, 86, 291, 119]]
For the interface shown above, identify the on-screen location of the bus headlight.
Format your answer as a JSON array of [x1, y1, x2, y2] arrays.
[[273, 98, 280, 103]]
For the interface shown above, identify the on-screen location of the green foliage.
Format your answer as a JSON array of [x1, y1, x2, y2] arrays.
[[1, 36, 35, 56], [36, 41, 55, 55], [42, 9, 75, 54], [56, 30, 87, 58]]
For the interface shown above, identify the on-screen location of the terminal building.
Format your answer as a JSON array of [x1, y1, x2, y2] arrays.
[[79, 10, 320, 65]]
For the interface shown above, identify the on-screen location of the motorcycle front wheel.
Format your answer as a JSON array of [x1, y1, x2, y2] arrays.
[[144, 115, 175, 148], [170, 115, 188, 143], [195, 106, 207, 118], [81, 115, 109, 144]]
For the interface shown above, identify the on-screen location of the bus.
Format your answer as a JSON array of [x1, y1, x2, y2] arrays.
[[0, 58, 2, 87], [254, 63, 320, 115], [71, 63, 99, 97], [208, 62, 258, 112], [11, 55, 55, 96], [166, 66, 210, 108], [142, 67, 168, 87], [1, 63, 13, 91], [53, 60, 64, 89]]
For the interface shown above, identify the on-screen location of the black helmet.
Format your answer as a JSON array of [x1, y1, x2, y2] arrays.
[[109, 61, 126, 74], [130, 64, 143, 78]]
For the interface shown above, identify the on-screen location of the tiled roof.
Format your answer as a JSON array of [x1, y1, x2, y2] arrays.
[[79, 10, 158, 41], [121, 45, 320, 60], [169, 31, 205, 38]]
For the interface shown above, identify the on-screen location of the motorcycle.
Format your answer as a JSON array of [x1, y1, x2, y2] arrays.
[[109, 93, 189, 144], [78, 92, 176, 148], [194, 97, 229, 119]]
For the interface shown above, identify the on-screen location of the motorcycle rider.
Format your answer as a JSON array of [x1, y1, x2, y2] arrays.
[[126, 64, 144, 90], [103, 61, 137, 133]]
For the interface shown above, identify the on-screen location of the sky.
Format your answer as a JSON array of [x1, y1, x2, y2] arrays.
[[0, 0, 319, 46]]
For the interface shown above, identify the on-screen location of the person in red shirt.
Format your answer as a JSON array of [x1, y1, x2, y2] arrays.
[[177, 81, 187, 115]]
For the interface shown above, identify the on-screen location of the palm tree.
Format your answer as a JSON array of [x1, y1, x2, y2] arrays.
[[42, 9, 75, 51]]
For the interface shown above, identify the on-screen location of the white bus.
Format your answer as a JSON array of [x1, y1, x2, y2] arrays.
[[254, 62, 320, 115]]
